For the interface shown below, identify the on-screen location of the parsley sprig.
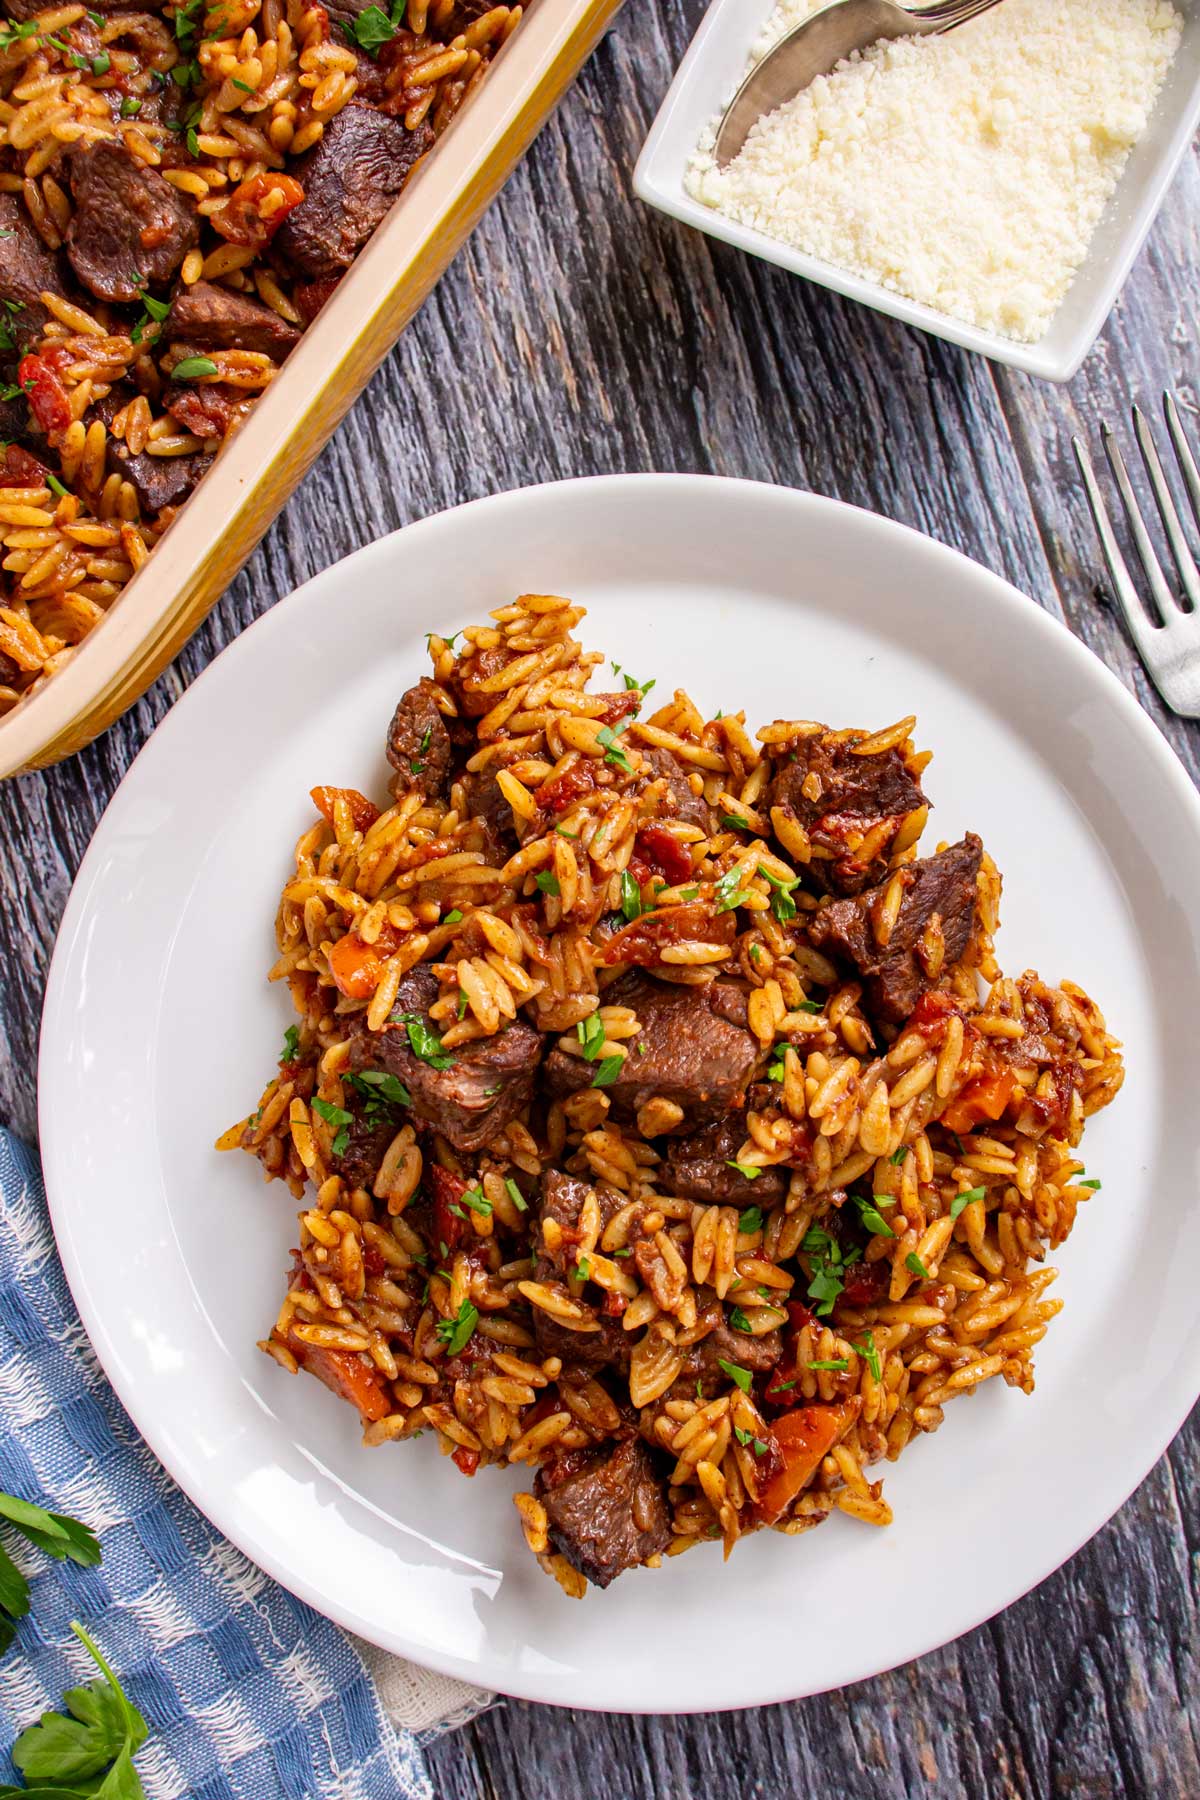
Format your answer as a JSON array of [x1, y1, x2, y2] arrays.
[[0, 1494, 101, 1656], [341, 0, 405, 57], [436, 1300, 478, 1357]]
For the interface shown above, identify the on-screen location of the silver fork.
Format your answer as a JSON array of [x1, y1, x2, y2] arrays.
[[1073, 395, 1200, 719]]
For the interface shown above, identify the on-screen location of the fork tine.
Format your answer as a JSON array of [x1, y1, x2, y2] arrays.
[[1164, 393, 1200, 540], [1072, 433, 1163, 667], [1132, 404, 1199, 611], [1100, 420, 1176, 625]]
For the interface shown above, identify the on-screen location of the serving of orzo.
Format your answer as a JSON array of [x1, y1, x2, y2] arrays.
[[219, 589, 1124, 1594], [0, 0, 524, 713]]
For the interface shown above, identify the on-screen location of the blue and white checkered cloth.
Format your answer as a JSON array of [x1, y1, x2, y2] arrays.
[[0, 1129, 457, 1799]]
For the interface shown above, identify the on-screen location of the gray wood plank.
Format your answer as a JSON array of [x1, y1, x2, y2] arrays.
[[3, 0, 1200, 1796]]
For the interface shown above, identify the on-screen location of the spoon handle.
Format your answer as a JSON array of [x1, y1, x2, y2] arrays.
[[909, 0, 1006, 26]]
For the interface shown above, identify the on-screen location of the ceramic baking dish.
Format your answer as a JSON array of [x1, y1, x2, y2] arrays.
[[0, 0, 622, 777]]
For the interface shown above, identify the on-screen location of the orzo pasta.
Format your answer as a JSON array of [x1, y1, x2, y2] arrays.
[[220, 593, 1124, 1592], [0, 0, 525, 711]]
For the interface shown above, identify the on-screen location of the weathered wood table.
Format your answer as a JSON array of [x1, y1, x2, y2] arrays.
[[3, 3, 1198, 1794]]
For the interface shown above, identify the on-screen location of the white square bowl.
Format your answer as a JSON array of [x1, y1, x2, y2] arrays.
[[633, 0, 1200, 382]]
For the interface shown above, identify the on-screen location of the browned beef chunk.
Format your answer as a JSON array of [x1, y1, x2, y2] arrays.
[[66, 141, 198, 303], [0, 652, 21, 687], [347, 966, 541, 1151], [0, 195, 65, 354], [532, 1307, 632, 1376], [386, 679, 453, 804], [6, 0, 165, 11], [535, 1438, 671, 1588], [768, 731, 927, 895], [105, 436, 212, 512], [459, 769, 517, 856], [163, 380, 247, 442], [536, 1169, 626, 1279], [682, 1319, 783, 1385], [274, 105, 433, 279], [544, 972, 758, 1133], [167, 280, 301, 359], [806, 834, 983, 1024], [660, 1118, 787, 1207], [638, 746, 714, 833], [449, 644, 508, 718]]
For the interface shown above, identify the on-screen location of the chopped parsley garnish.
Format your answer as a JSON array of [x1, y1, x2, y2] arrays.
[[613, 1247, 631, 1258], [729, 1306, 752, 1332], [766, 1045, 787, 1083], [797, 999, 822, 1014], [231, 74, 253, 90], [534, 870, 560, 896], [855, 1332, 881, 1382], [457, 989, 469, 1020], [725, 1159, 760, 1181], [807, 1358, 849, 1372], [889, 1145, 908, 1164], [715, 865, 753, 913], [443, 908, 463, 924], [758, 863, 800, 924], [120, 94, 142, 116], [45, 472, 69, 499], [577, 1255, 591, 1280], [342, 0, 404, 55], [950, 1185, 985, 1220], [91, 47, 110, 72], [130, 289, 171, 346], [721, 813, 749, 831], [596, 721, 633, 774], [619, 868, 642, 923], [679, 886, 700, 900], [391, 1011, 454, 1068], [553, 825, 578, 839], [1077, 1175, 1102, 1190], [717, 1358, 752, 1392], [170, 354, 217, 381], [461, 1186, 492, 1217], [448, 1203, 466, 1220], [733, 1427, 769, 1456], [311, 1096, 352, 1157], [738, 1206, 764, 1235], [802, 1226, 860, 1317], [504, 1177, 527, 1214], [591, 1053, 624, 1088], [346, 1069, 412, 1129], [771, 1378, 796, 1394], [576, 1011, 605, 1061], [280, 1024, 301, 1064], [905, 1252, 930, 1280], [851, 1193, 895, 1238], [436, 1300, 478, 1357]]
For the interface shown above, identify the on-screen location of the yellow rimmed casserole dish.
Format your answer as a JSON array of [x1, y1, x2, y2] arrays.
[[0, 0, 622, 777]]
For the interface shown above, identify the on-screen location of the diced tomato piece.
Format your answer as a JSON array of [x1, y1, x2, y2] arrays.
[[429, 1164, 468, 1254], [17, 355, 71, 437], [0, 443, 50, 486], [634, 824, 693, 886], [595, 692, 641, 727], [786, 1300, 816, 1333], [310, 784, 381, 834], [601, 900, 734, 967], [941, 1069, 1017, 1136], [286, 1332, 392, 1422], [211, 171, 305, 248], [451, 1445, 480, 1476], [908, 990, 962, 1037], [754, 1399, 861, 1524], [534, 760, 599, 815]]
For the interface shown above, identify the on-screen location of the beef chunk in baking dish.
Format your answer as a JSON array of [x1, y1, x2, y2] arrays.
[[167, 280, 301, 360], [66, 141, 199, 303], [105, 436, 213, 513], [544, 972, 759, 1134], [459, 769, 518, 857], [347, 965, 541, 1152], [536, 1169, 627, 1280], [274, 105, 434, 280], [660, 1117, 787, 1207], [767, 729, 927, 895], [535, 1438, 671, 1588], [806, 834, 983, 1025], [386, 678, 453, 805], [0, 195, 67, 355]]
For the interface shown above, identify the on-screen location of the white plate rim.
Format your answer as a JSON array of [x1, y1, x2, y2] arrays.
[[37, 472, 1200, 1712]]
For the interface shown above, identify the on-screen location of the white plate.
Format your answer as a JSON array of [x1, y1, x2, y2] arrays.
[[40, 475, 1200, 1713], [633, 0, 1200, 382]]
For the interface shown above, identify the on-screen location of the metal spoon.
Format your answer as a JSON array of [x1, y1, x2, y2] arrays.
[[714, 0, 1008, 168]]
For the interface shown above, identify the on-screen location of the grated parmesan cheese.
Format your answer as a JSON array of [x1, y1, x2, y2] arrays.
[[685, 0, 1182, 343]]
